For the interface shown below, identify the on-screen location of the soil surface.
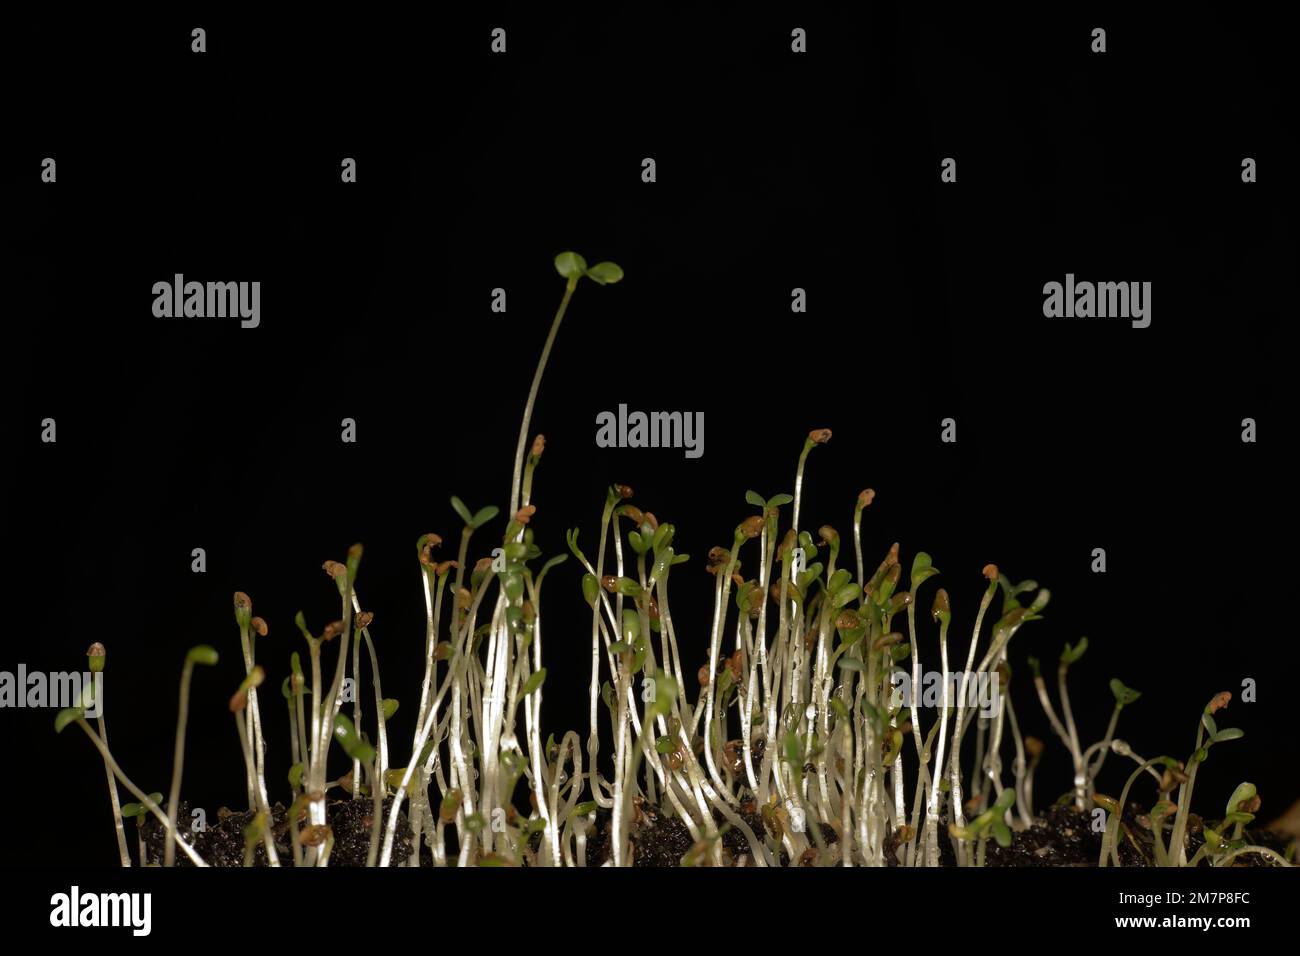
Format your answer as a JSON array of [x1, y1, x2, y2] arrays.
[[139, 797, 1290, 866], [140, 798, 412, 867], [580, 801, 1291, 867]]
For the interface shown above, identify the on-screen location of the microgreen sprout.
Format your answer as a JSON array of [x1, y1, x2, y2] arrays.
[[1026, 635, 1137, 811], [949, 788, 1016, 866], [508, 252, 623, 520], [163, 644, 218, 866], [84, 642, 130, 867], [230, 663, 279, 865], [1189, 782, 1289, 867], [119, 792, 161, 865], [1167, 692, 1245, 865]]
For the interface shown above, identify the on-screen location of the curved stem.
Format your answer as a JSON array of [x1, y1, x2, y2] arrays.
[[74, 718, 208, 867], [1215, 845, 1292, 868], [1102, 755, 1166, 867], [509, 276, 577, 518], [164, 660, 195, 867]]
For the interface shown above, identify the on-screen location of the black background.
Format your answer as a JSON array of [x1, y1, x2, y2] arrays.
[[4, 3, 1293, 883]]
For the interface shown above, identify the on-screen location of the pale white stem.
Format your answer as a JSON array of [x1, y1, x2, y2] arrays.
[[923, 615, 951, 865], [96, 714, 131, 867]]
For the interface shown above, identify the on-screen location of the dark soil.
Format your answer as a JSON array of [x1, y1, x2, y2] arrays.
[[584, 801, 1291, 867], [139, 798, 412, 866], [139, 797, 1290, 866]]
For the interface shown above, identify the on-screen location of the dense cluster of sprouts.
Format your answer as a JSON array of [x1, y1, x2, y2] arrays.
[[54, 253, 1292, 868]]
